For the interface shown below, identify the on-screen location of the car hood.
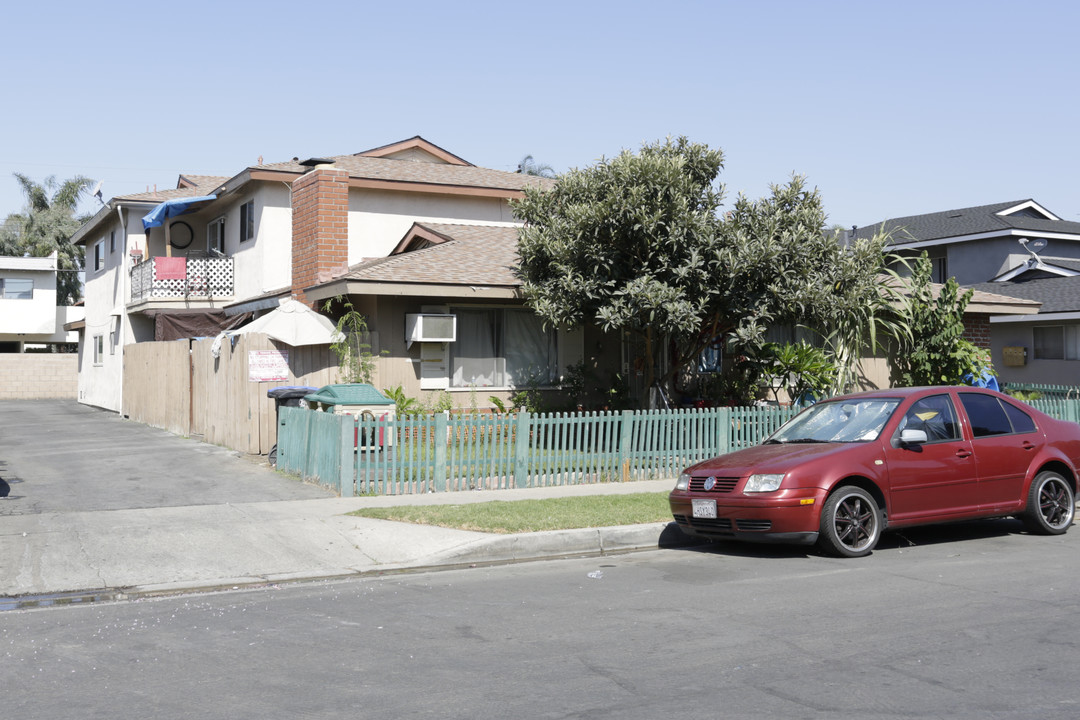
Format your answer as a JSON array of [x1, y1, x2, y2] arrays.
[[685, 442, 861, 477]]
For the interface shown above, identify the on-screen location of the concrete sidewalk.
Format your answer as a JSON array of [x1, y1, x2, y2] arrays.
[[0, 478, 691, 604]]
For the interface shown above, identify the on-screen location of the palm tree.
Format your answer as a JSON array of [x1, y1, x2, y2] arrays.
[[517, 155, 556, 178], [3, 174, 93, 305]]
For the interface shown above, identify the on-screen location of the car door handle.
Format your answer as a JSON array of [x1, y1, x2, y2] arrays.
[[955, 449, 972, 459], [1022, 441, 1036, 451]]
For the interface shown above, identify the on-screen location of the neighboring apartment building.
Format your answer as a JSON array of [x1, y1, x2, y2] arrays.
[[0, 252, 82, 352], [855, 199, 1080, 385], [69, 137, 585, 413]]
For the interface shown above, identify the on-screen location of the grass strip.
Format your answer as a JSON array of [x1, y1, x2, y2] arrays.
[[348, 492, 671, 534]]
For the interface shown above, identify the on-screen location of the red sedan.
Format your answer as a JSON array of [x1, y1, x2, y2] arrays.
[[669, 387, 1080, 557]]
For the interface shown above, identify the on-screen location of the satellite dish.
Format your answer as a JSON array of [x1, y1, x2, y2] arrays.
[[1019, 237, 1047, 257], [91, 181, 104, 205]]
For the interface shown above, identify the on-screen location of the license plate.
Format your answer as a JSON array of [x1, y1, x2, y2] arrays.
[[692, 499, 717, 519]]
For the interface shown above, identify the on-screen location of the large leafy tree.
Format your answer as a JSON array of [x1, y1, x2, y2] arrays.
[[890, 252, 988, 386], [2, 173, 94, 305], [513, 137, 903, 399]]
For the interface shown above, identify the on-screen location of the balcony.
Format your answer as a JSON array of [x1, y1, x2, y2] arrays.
[[130, 256, 234, 302]]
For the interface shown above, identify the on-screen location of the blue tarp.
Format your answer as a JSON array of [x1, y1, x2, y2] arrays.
[[963, 369, 1000, 392], [141, 195, 217, 230]]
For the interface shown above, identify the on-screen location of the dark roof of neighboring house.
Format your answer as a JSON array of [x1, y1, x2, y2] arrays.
[[854, 200, 1080, 245], [337, 223, 522, 287], [966, 276, 1080, 314], [1041, 257, 1080, 273]]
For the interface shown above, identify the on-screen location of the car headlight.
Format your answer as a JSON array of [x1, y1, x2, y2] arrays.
[[744, 474, 784, 493], [675, 473, 690, 491]]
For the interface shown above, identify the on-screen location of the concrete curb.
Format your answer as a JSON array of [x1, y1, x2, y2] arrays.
[[407, 521, 700, 568]]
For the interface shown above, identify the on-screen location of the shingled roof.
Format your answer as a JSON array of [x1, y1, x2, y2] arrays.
[[112, 175, 230, 203], [336, 223, 522, 287], [966, 277, 1080, 315], [252, 154, 552, 193], [854, 200, 1080, 245]]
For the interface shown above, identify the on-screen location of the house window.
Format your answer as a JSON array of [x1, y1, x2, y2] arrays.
[[239, 200, 255, 242], [208, 217, 226, 253], [93, 335, 104, 365], [110, 230, 116, 254], [1, 278, 33, 299], [930, 256, 948, 283], [1033, 325, 1080, 360], [94, 240, 105, 271], [449, 308, 558, 388]]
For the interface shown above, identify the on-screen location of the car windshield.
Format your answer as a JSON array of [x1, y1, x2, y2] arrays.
[[768, 398, 901, 443]]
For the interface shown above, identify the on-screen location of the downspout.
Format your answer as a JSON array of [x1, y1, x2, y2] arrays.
[[116, 205, 128, 415]]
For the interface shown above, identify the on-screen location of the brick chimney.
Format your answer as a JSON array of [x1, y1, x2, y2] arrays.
[[291, 162, 348, 307]]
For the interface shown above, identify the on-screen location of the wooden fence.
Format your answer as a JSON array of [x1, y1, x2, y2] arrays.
[[123, 334, 339, 453], [277, 406, 800, 496]]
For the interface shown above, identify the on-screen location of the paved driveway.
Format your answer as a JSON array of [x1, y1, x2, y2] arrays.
[[0, 400, 330, 515]]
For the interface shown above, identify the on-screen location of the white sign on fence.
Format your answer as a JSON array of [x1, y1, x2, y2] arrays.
[[249, 350, 289, 382]]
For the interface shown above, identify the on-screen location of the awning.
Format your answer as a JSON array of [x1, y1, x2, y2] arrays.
[[141, 195, 217, 230]]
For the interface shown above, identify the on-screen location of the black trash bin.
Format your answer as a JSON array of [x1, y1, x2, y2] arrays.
[[267, 386, 318, 467]]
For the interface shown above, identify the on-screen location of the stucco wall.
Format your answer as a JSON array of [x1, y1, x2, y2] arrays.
[[229, 182, 293, 299], [990, 321, 1080, 386], [348, 189, 518, 261], [0, 354, 78, 399], [0, 262, 58, 335]]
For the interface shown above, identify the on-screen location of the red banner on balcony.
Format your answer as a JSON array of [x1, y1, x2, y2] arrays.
[[154, 257, 187, 280]]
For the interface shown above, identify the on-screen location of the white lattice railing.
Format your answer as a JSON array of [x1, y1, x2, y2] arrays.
[[130, 257, 234, 301]]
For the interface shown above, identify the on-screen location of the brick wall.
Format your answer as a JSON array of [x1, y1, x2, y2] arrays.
[[0, 354, 78, 399], [291, 165, 349, 307], [962, 313, 991, 349]]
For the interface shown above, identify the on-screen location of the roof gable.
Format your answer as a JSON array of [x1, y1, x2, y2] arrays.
[[335, 223, 523, 287], [995, 200, 1059, 221], [354, 136, 473, 166]]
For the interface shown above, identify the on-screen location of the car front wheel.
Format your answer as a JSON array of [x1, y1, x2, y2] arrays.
[[818, 486, 881, 558], [1022, 471, 1075, 535]]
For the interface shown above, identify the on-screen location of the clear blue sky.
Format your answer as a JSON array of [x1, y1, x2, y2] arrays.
[[2, 0, 1078, 230]]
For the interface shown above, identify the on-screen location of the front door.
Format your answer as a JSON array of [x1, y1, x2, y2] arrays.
[[885, 393, 979, 522]]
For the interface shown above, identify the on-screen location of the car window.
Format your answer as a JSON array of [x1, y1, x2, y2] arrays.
[[959, 393, 1016, 437], [896, 394, 960, 442], [1001, 401, 1037, 434], [770, 398, 900, 443]]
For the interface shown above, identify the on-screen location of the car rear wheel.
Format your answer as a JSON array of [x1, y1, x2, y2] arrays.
[[1022, 471, 1074, 535], [818, 486, 881, 558]]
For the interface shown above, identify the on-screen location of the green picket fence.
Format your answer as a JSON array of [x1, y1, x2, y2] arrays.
[[278, 399, 1080, 496], [1005, 383, 1080, 400], [277, 405, 799, 496]]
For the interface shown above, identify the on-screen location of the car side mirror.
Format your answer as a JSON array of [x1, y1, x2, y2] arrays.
[[898, 428, 928, 447]]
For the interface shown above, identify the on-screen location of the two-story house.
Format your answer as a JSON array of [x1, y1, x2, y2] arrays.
[[855, 199, 1080, 385], [0, 252, 82, 352], [69, 137, 590, 413]]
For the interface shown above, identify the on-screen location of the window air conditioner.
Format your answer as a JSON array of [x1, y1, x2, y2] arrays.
[[406, 313, 456, 347]]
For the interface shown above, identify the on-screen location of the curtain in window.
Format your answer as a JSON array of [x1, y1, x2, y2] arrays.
[[452, 309, 498, 387], [504, 309, 557, 386], [1066, 325, 1080, 360]]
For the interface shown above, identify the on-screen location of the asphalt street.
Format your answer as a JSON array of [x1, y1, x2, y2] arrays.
[[4, 523, 1080, 720]]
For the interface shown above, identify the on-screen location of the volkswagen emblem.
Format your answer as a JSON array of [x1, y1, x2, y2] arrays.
[[704, 476, 717, 491]]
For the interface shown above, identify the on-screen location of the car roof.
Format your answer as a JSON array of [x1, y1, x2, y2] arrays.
[[828, 386, 1000, 402]]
